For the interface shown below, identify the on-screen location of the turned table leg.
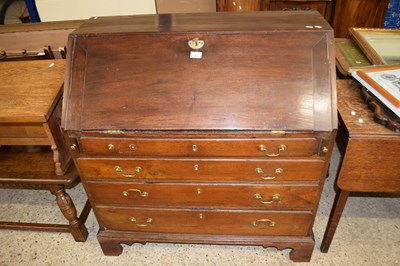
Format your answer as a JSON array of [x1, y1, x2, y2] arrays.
[[49, 185, 89, 242], [320, 189, 350, 253]]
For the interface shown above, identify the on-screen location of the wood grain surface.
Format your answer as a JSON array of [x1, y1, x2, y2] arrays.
[[0, 59, 65, 123]]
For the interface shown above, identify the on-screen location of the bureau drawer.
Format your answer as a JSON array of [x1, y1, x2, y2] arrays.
[[78, 158, 324, 182], [87, 183, 318, 210], [96, 207, 313, 236], [79, 138, 321, 157]]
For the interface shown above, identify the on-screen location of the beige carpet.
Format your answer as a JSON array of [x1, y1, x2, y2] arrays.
[[1, 145, 399, 265]]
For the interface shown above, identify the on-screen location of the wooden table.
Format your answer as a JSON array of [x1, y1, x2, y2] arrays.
[[0, 59, 70, 174], [0, 59, 90, 241], [320, 79, 400, 252]]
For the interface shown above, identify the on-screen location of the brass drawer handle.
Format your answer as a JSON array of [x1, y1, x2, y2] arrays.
[[130, 217, 153, 227], [255, 167, 283, 180], [122, 189, 148, 197], [251, 218, 276, 227], [114, 166, 142, 178], [258, 144, 287, 157], [254, 193, 281, 204]]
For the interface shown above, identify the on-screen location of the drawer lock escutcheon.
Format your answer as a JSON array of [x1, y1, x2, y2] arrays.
[[122, 189, 149, 198], [192, 144, 198, 151], [107, 143, 115, 150], [188, 38, 205, 50], [255, 167, 283, 180], [258, 144, 287, 157], [251, 218, 276, 228], [114, 166, 142, 178], [130, 217, 153, 227], [254, 193, 281, 204], [129, 144, 137, 150]]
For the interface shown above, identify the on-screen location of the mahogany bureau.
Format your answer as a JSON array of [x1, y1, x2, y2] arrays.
[[62, 11, 337, 262]]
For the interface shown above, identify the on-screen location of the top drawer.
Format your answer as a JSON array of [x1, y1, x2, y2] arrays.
[[79, 137, 322, 157]]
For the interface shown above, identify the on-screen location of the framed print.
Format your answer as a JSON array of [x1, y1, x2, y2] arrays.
[[352, 66, 400, 118]]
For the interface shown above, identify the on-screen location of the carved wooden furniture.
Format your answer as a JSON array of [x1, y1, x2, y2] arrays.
[[266, 0, 334, 22], [0, 59, 89, 241], [320, 79, 400, 252], [217, 0, 335, 23], [63, 11, 337, 262]]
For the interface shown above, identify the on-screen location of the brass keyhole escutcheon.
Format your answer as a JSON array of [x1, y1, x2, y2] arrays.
[[194, 164, 199, 171], [129, 144, 137, 150], [188, 38, 205, 50], [108, 143, 115, 150], [192, 144, 198, 151]]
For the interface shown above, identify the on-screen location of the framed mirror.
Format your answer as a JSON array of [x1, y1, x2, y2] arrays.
[[349, 28, 400, 65]]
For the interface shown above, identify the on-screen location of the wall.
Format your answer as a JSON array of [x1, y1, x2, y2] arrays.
[[36, 0, 156, 21]]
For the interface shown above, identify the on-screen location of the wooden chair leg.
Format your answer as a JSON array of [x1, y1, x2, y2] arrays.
[[320, 189, 350, 253], [49, 185, 89, 242]]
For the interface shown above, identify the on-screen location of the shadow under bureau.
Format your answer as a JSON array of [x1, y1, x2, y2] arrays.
[[62, 11, 337, 262]]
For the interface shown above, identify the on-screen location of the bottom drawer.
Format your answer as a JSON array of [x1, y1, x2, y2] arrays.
[[96, 207, 312, 236]]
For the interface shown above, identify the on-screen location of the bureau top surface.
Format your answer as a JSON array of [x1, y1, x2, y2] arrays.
[[70, 11, 331, 35], [0, 59, 65, 123], [63, 11, 336, 132]]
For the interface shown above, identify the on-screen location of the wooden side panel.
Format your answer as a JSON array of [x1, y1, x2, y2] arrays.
[[337, 138, 400, 193], [0, 123, 49, 145]]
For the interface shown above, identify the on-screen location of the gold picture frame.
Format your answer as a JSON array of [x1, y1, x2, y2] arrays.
[[349, 28, 400, 65]]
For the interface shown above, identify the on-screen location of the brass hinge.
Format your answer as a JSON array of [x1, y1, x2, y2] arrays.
[[271, 130, 286, 135], [103, 129, 124, 134]]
